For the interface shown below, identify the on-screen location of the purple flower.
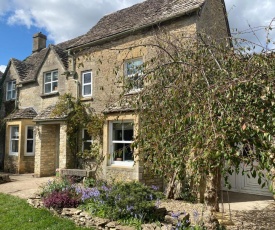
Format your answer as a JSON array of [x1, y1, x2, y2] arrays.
[[155, 198, 161, 208], [151, 185, 159, 190], [171, 212, 181, 218]]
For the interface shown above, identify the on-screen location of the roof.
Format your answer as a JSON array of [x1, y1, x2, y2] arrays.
[[0, 71, 3, 79], [70, 0, 205, 49], [103, 94, 137, 114], [33, 105, 68, 122], [7, 36, 81, 84], [5, 107, 37, 120]]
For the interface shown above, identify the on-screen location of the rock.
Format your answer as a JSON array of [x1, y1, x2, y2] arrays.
[[93, 217, 109, 227], [106, 221, 117, 228], [161, 224, 173, 230], [62, 208, 82, 216], [115, 225, 136, 230], [0, 174, 11, 184], [164, 215, 178, 225]]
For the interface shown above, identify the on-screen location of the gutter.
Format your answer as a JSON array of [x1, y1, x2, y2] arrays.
[[68, 5, 203, 52]]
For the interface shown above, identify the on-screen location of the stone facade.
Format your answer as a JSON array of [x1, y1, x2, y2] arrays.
[[0, 0, 231, 187]]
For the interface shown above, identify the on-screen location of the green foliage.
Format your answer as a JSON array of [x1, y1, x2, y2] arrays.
[[0, 193, 91, 230], [52, 93, 105, 169], [129, 33, 275, 203], [83, 181, 164, 222]]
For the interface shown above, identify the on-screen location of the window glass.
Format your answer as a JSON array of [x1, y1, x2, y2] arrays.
[[44, 71, 58, 94], [82, 71, 92, 97], [84, 73, 91, 84], [10, 126, 19, 155], [111, 122, 134, 164], [82, 129, 92, 151]]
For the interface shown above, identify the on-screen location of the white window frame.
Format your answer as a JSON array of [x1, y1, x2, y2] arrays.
[[110, 121, 134, 166], [124, 58, 143, 93], [10, 126, 19, 156], [82, 71, 92, 97], [6, 80, 16, 101], [25, 126, 35, 156], [82, 129, 92, 151], [44, 70, 58, 94]]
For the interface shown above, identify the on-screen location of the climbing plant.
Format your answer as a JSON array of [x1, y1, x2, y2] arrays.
[[52, 93, 105, 170]]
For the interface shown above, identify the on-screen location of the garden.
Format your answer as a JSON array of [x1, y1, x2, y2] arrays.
[[30, 175, 219, 229]]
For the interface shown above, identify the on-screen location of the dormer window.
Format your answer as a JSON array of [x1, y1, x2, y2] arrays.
[[6, 80, 16, 101], [125, 58, 143, 93], [44, 70, 58, 94]]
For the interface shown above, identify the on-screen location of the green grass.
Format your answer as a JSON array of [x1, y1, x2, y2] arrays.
[[0, 193, 93, 230]]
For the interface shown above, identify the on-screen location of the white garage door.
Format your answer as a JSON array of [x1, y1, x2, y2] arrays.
[[223, 163, 273, 197]]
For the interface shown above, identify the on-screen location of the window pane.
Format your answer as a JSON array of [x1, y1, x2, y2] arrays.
[[12, 90, 16, 99], [113, 123, 123, 141], [7, 91, 12, 100], [12, 140, 19, 152], [45, 73, 51, 83], [11, 127, 19, 138], [83, 142, 91, 151], [53, 71, 58, 81], [124, 143, 133, 161], [83, 73, 91, 84], [113, 143, 124, 160], [83, 129, 91, 141], [27, 140, 33, 153], [27, 127, 34, 139], [126, 59, 143, 76], [45, 83, 51, 93], [83, 85, 91, 95], [7, 82, 12, 90], [52, 82, 58, 91], [12, 81, 16, 89], [123, 123, 133, 141]]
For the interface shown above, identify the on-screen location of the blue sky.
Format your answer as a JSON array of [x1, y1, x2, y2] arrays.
[[0, 0, 274, 73]]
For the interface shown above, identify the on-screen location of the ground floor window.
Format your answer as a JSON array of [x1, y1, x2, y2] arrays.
[[110, 121, 134, 165], [10, 126, 19, 155], [25, 126, 35, 156], [82, 129, 92, 151]]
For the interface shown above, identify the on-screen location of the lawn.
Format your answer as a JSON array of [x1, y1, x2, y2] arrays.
[[0, 193, 93, 230]]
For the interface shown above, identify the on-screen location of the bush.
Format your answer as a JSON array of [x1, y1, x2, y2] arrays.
[[82, 181, 164, 222], [43, 190, 80, 209], [40, 177, 73, 198]]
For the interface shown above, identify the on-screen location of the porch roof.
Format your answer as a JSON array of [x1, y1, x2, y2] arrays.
[[103, 94, 136, 114], [5, 107, 37, 120], [33, 105, 68, 122]]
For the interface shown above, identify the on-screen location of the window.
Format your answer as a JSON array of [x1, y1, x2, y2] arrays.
[[82, 71, 92, 97], [82, 129, 92, 151], [111, 121, 134, 165], [25, 126, 35, 156], [44, 70, 58, 94], [10, 126, 19, 156], [125, 59, 143, 92], [6, 81, 16, 100]]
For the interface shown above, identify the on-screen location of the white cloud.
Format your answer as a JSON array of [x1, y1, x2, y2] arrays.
[[1, 0, 144, 44], [0, 65, 6, 73]]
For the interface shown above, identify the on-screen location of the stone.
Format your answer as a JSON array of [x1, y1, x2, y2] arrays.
[[164, 215, 178, 225], [0, 174, 11, 184], [61, 208, 82, 216], [106, 221, 117, 228]]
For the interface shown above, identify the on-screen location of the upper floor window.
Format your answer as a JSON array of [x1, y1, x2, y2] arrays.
[[125, 58, 143, 92], [82, 129, 92, 151], [82, 71, 92, 97], [10, 126, 19, 156], [6, 80, 16, 100], [25, 126, 35, 156], [44, 70, 58, 94]]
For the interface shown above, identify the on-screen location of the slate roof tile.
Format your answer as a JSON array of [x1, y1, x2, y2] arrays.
[[33, 105, 68, 121], [70, 0, 205, 48], [6, 107, 37, 120]]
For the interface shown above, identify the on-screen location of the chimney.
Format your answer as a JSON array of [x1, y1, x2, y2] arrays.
[[32, 32, 47, 53]]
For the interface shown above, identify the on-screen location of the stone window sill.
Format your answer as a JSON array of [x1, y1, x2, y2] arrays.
[[40, 92, 59, 98], [80, 97, 93, 102]]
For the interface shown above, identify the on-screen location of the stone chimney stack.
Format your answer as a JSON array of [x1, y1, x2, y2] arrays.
[[32, 32, 47, 53]]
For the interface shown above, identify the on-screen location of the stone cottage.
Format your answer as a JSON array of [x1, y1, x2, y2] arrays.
[[0, 0, 246, 192]]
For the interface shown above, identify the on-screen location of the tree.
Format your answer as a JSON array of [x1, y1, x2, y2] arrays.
[[129, 31, 275, 211]]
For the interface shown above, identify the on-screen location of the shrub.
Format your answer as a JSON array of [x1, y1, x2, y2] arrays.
[[40, 177, 73, 198], [83, 181, 164, 222], [43, 190, 80, 209]]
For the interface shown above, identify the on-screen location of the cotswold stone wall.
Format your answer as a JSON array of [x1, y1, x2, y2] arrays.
[[35, 124, 58, 177]]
